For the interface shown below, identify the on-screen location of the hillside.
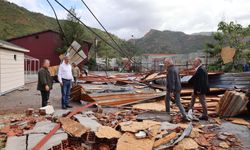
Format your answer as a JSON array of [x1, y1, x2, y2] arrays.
[[135, 29, 214, 54], [0, 0, 128, 58], [0, 0, 59, 40]]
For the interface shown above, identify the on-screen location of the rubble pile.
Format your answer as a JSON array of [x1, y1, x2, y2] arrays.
[[0, 105, 246, 150], [0, 71, 250, 150], [94, 109, 147, 128]]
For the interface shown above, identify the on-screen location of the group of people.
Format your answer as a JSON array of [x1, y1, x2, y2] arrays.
[[37, 56, 210, 118], [164, 57, 209, 121], [37, 56, 81, 109]]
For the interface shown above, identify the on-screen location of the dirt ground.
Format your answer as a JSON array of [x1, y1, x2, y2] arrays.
[[0, 71, 115, 114]]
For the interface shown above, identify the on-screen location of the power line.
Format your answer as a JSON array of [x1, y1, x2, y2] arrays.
[[79, 0, 145, 71], [79, 0, 131, 57], [52, 0, 133, 83], [53, 0, 130, 58], [53, 0, 150, 72], [46, 0, 68, 45], [46, 0, 86, 60]]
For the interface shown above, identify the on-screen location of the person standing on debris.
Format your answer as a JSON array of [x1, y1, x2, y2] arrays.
[[58, 56, 74, 109], [188, 58, 209, 120], [72, 63, 81, 84], [37, 59, 53, 107], [164, 58, 189, 121]]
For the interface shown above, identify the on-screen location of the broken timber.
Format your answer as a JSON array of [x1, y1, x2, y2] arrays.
[[80, 92, 165, 106], [217, 90, 248, 117], [32, 102, 96, 150]]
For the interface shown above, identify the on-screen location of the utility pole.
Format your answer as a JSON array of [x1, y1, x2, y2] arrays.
[[105, 48, 108, 71], [94, 38, 98, 70]]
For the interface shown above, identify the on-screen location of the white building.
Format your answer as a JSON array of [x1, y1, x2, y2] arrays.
[[96, 57, 118, 70], [0, 40, 29, 95], [141, 52, 215, 71]]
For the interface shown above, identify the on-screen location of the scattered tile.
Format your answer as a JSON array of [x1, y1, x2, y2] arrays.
[[74, 114, 101, 132], [59, 117, 89, 137], [194, 135, 210, 147], [117, 124, 160, 150], [95, 126, 121, 139], [5, 136, 26, 150], [28, 133, 68, 150], [24, 120, 61, 134], [219, 141, 229, 149], [119, 120, 160, 133], [25, 108, 34, 116], [39, 105, 55, 115], [173, 138, 199, 150], [160, 122, 179, 131]]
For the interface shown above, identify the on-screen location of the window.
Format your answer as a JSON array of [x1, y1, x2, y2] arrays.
[[14, 54, 17, 61]]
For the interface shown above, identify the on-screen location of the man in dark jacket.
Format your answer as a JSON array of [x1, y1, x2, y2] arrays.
[[37, 59, 53, 107], [164, 58, 188, 121], [188, 58, 209, 120]]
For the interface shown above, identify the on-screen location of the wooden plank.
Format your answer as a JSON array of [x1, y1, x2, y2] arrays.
[[153, 132, 177, 148]]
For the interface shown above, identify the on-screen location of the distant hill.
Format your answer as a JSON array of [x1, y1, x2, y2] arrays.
[[135, 29, 215, 54], [191, 32, 214, 36], [0, 0, 215, 57]]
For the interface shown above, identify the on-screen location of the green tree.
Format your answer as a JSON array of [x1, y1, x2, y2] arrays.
[[56, 8, 85, 54], [206, 21, 250, 72]]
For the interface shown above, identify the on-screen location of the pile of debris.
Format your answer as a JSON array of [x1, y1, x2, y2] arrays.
[[0, 105, 245, 150], [1, 71, 250, 150]]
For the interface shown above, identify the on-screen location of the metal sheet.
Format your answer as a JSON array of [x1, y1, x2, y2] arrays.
[[66, 41, 87, 65]]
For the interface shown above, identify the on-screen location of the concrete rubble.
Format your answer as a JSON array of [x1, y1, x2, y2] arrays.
[[0, 71, 249, 150], [74, 113, 101, 132]]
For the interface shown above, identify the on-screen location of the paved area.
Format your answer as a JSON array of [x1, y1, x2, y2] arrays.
[[0, 82, 77, 114], [220, 121, 250, 150]]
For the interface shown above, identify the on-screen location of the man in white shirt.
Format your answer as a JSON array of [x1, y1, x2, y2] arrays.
[[58, 56, 74, 109]]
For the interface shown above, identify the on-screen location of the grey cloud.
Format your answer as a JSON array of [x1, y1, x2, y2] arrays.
[[7, 0, 250, 39]]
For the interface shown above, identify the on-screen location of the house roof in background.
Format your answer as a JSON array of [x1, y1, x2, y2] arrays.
[[7, 29, 93, 48], [7, 29, 59, 41], [0, 40, 29, 52]]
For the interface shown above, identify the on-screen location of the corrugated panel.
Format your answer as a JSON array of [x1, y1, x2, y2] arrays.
[[154, 72, 250, 90], [209, 72, 250, 89]]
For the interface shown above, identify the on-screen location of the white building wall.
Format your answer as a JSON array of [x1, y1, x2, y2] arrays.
[[0, 48, 25, 94]]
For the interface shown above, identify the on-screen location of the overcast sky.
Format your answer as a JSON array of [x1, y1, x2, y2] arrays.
[[7, 0, 250, 39]]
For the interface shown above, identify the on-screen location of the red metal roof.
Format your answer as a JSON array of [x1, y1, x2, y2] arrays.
[[7, 30, 92, 70], [7, 30, 59, 41], [7, 29, 92, 46]]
